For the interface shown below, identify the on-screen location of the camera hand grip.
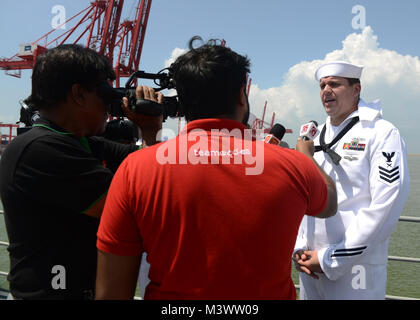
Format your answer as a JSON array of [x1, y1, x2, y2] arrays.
[[132, 98, 164, 116]]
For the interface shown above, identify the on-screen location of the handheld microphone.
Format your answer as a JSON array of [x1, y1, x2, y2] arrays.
[[299, 121, 319, 141], [264, 123, 286, 145]]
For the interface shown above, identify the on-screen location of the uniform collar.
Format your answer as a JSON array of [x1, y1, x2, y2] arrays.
[[325, 98, 382, 128], [179, 118, 248, 135], [357, 98, 382, 122]]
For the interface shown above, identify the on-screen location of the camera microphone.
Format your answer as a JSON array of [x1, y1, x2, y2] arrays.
[[264, 123, 286, 145]]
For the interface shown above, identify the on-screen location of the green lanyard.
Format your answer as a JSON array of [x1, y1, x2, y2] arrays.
[[33, 123, 92, 153]]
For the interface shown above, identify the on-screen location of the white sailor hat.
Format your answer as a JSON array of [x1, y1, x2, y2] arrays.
[[315, 61, 364, 82]]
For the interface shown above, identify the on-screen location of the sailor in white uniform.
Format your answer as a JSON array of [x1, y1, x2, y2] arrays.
[[294, 61, 410, 299]]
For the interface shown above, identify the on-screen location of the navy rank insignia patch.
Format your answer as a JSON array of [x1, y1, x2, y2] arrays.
[[378, 151, 400, 184], [343, 138, 366, 151]]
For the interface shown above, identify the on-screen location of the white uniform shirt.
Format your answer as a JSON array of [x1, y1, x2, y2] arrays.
[[295, 99, 410, 281]]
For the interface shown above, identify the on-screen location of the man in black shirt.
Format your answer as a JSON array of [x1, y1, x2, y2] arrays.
[[0, 44, 162, 299]]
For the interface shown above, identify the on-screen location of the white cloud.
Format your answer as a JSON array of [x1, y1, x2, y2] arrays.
[[248, 26, 420, 152], [162, 27, 420, 152], [164, 47, 187, 68]]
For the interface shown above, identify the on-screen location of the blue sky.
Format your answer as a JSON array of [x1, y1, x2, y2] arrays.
[[1, 0, 419, 152]]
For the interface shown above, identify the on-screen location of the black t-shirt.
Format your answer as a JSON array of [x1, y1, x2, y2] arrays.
[[0, 118, 139, 299]]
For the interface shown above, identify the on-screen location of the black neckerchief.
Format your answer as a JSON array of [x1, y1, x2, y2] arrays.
[[315, 116, 360, 165]]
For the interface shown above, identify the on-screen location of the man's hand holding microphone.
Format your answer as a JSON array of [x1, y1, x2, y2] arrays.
[[296, 120, 318, 157]]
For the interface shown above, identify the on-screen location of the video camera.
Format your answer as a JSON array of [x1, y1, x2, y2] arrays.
[[99, 68, 182, 121], [18, 68, 182, 130]]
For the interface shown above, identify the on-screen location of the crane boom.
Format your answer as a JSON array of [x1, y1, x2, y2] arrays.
[[0, 0, 151, 87]]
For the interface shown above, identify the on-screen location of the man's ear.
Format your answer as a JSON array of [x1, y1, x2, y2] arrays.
[[353, 83, 361, 98], [237, 84, 247, 108], [69, 83, 86, 106]]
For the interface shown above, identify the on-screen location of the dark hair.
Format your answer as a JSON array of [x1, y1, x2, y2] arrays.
[[347, 78, 361, 103], [26, 44, 115, 110], [347, 78, 360, 86], [171, 36, 250, 121]]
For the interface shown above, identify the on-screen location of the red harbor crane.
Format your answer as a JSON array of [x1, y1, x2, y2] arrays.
[[0, 0, 152, 87]]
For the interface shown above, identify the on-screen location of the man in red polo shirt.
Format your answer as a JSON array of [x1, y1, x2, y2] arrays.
[[95, 37, 337, 300]]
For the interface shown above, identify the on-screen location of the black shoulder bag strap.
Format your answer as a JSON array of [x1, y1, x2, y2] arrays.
[[314, 116, 360, 165]]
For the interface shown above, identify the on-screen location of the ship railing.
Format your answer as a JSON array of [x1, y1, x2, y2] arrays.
[[1, 210, 419, 300]]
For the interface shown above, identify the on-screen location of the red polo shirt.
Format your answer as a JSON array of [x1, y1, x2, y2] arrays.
[[97, 118, 327, 299]]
